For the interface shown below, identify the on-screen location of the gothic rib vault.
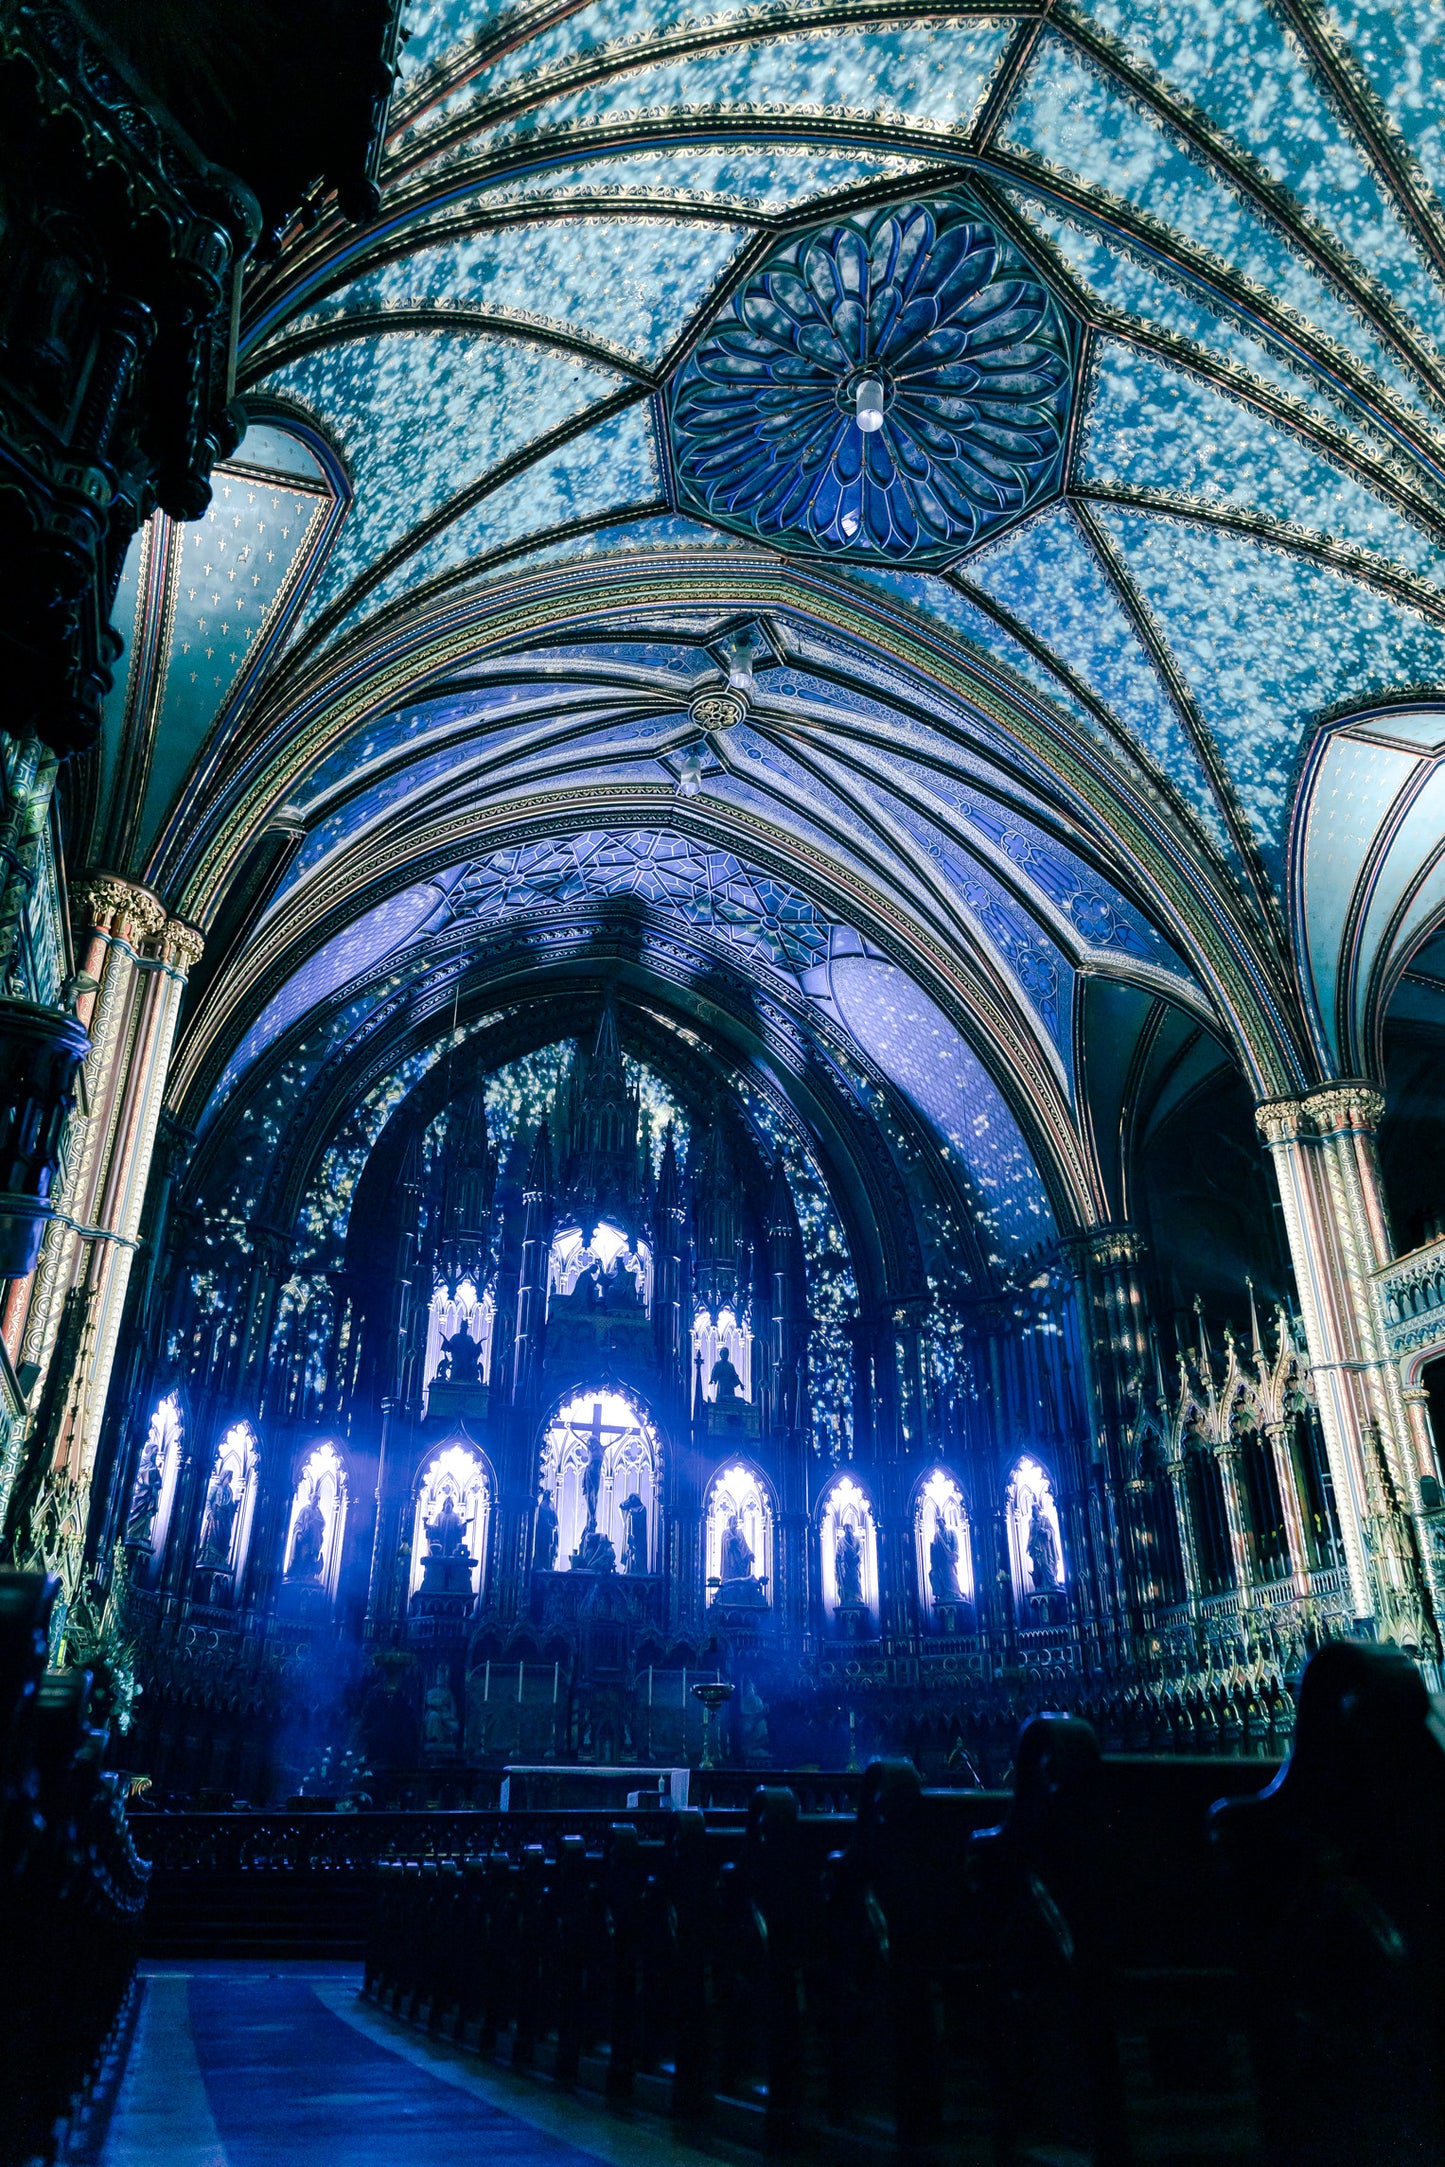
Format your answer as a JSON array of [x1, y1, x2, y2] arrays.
[[13, 0, 1445, 1764]]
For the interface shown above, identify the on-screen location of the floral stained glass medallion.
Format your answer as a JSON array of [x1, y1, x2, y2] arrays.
[[666, 194, 1079, 567]]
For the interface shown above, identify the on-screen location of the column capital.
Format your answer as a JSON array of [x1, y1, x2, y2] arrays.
[[71, 874, 166, 941], [1060, 1224, 1145, 1271], [157, 918, 205, 972], [1255, 1080, 1386, 1144]]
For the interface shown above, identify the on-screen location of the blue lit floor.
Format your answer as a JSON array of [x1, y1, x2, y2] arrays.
[[102, 1963, 706, 2167]]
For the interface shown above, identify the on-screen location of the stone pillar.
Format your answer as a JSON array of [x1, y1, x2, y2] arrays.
[[1263, 1418, 1313, 1593], [1255, 1084, 1438, 1653], [1212, 1442, 1255, 1604], [5, 881, 201, 1605], [1165, 1455, 1204, 1610]]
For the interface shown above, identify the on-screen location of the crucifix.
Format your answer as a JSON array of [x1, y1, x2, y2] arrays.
[[578, 1399, 633, 1533]]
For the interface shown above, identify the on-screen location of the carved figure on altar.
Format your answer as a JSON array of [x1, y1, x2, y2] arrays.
[[423, 1665, 460, 1750], [620, 1491, 648, 1575], [534, 1489, 559, 1571], [288, 1495, 326, 1581], [929, 1520, 962, 1606], [602, 1257, 641, 1311], [125, 1450, 163, 1549], [741, 1679, 770, 1765], [836, 1520, 864, 1608], [710, 1347, 744, 1403], [559, 1258, 602, 1311], [721, 1511, 754, 1586], [198, 1466, 238, 1568], [439, 1319, 482, 1385], [1027, 1500, 1061, 1592], [571, 1526, 617, 1573], [716, 1509, 766, 1608], [426, 1491, 471, 1561]]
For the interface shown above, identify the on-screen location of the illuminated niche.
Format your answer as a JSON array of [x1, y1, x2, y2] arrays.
[[125, 1391, 183, 1586], [819, 1473, 878, 1633], [914, 1466, 973, 1626], [409, 1442, 490, 1599], [692, 1306, 752, 1405], [540, 1389, 659, 1572], [548, 1222, 652, 1316], [284, 1441, 348, 1599], [423, 1278, 495, 1404], [705, 1461, 773, 1608], [1006, 1455, 1067, 1621], [193, 1421, 259, 1600]]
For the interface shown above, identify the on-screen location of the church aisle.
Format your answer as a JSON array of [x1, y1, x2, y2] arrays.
[[102, 1963, 697, 2167]]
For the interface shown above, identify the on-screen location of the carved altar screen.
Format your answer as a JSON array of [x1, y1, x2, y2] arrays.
[[692, 1307, 753, 1405], [422, 1279, 495, 1402], [914, 1466, 973, 1622], [819, 1473, 879, 1628], [1005, 1455, 1066, 1614], [128, 1391, 183, 1587], [541, 1390, 659, 1571], [283, 1441, 349, 1599], [409, 1442, 490, 1598], [704, 1461, 773, 1604]]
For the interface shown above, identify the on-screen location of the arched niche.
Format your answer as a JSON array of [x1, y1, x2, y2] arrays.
[[423, 1278, 495, 1406], [819, 1472, 879, 1636], [193, 1421, 260, 1603], [705, 1460, 774, 1610], [1005, 1455, 1066, 1623], [693, 1306, 752, 1407], [913, 1465, 974, 1628], [549, 1222, 652, 1317], [124, 1391, 183, 1588], [283, 1440, 349, 1600], [409, 1439, 492, 1600], [540, 1388, 660, 1573]]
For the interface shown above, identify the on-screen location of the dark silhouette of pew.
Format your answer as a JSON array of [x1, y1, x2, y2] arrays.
[[0, 1569, 149, 2167], [1211, 1641, 1445, 2167]]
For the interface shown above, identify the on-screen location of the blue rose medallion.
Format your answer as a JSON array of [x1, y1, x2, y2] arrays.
[[666, 194, 1079, 567]]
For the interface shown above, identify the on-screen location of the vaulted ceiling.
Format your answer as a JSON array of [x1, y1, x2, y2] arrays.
[[89, 0, 1445, 1289]]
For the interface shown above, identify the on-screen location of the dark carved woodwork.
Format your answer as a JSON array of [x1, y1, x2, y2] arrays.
[[0, 999, 89, 1276]]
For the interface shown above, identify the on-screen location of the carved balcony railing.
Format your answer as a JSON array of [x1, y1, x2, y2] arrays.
[[1374, 1231, 1445, 1371]]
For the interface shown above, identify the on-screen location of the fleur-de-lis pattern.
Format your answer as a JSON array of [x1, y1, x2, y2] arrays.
[[668, 194, 1078, 565]]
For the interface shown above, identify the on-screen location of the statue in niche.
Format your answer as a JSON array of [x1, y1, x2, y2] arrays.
[[533, 1489, 559, 1571], [571, 1526, 617, 1573], [602, 1258, 640, 1311], [1026, 1499, 1061, 1592], [620, 1492, 648, 1575], [125, 1448, 163, 1549], [717, 1509, 766, 1608], [426, 1489, 471, 1561], [929, 1519, 963, 1607], [288, 1493, 326, 1582], [559, 1258, 602, 1311], [440, 1319, 482, 1385], [710, 1347, 744, 1404], [198, 1465, 238, 1568], [423, 1664, 460, 1750], [835, 1520, 865, 1608]]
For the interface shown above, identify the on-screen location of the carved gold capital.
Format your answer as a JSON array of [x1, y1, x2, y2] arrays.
[[72, 875, 166, 941], [1255, 1081, 1385, 1145], [159, 918, 205, 972]]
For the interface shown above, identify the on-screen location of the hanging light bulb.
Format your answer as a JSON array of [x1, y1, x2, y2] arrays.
[[854, 376, 885, 433], [675, 745, 705, 798]]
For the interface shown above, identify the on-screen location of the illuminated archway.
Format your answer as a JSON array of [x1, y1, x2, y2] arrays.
[[540, 1389, 660, 1573]]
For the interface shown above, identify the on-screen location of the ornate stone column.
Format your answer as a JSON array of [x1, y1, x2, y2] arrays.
[[1212, 1442, 1255, 1605], [1165, 1455, 1204, 1610], [5, 882, 202, 1607], [1255, 1084, 1438, 1653], [1263, 1418, 1314, 1594]]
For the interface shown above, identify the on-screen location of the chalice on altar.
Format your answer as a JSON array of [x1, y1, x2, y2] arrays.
[[690, 1678, 735, 1770]]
